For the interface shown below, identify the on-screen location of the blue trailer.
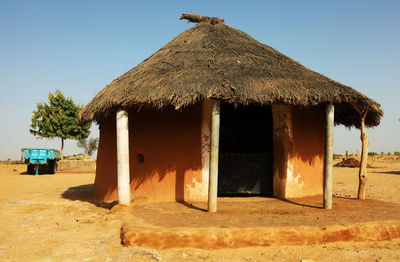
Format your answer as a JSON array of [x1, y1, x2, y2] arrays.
[[21, 148, 61, 175]]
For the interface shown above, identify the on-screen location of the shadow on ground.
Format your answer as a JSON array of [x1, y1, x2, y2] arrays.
[[176, 200, 208, 212], [331, 195, 358, 200], [19, 171, 55, 176], [61, 184, 117, 209], [280, 198, 324, 209], [374, 171, 400, 175]]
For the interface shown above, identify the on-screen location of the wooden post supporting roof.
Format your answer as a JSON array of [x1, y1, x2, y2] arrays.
[[351, 105, 370, 200], [323, 105, 334, 209], [116, 110, 131, 206], [208, 100, 220, 212], [357, 111, 369, 200]]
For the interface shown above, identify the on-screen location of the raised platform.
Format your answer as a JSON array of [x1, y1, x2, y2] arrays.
[[119, 197, 400, 249]]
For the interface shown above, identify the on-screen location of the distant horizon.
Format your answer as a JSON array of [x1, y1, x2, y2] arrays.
[[2, 148, 399, 161]]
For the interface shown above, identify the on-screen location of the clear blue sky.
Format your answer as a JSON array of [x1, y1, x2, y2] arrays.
[[0, 0, 399, 160]]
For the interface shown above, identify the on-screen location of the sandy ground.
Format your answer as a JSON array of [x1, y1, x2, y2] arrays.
[[0, 160, 400, 261]]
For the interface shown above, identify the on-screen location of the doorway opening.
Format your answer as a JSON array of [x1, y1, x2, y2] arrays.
[[218, 102, 273, 196]]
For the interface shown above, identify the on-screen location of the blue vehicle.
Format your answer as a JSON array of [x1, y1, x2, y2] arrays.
[[21, 148, 61, 175]]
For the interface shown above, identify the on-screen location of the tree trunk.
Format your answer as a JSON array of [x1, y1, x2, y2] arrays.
[[61, 138, 64, 160], [358, 112, 369, 200]]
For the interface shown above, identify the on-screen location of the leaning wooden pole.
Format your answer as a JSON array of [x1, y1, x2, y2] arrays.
[[208, 100, 220, 212], [323, 104, 334, 209], [357, 111, 369, 200], [116, 110, 131, 206]]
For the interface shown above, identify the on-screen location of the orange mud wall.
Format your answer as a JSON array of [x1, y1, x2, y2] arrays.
[[93, 104, 203, 202], [94, 115, 118, 201], [272, 105, 325, 199]]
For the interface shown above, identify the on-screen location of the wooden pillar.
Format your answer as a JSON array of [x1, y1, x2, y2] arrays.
[[116, 110, 131, 205], [208, 100, 220, 212], [323, 104, 334, 209], [357, 111, 369, 200]]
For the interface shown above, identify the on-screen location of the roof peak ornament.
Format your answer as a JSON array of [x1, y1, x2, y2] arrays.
[[179, 13, 224, 25]]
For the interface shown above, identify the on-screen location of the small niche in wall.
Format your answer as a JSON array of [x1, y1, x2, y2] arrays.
[[137, 154, 144, 164]]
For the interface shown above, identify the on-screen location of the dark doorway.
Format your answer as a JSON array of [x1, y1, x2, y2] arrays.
[[218, 103, 273, 196]]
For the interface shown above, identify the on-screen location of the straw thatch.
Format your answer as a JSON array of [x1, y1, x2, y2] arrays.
[[80, 14, 383, 128]]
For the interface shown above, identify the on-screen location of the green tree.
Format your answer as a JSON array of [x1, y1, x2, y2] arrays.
[[77, 137, 99, 157], [30, 90, 91, 160]]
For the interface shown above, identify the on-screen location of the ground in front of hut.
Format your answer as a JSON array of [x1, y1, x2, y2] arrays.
[[0, 158, 400, 261]]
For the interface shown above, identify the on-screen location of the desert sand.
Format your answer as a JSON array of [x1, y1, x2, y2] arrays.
[[1, 159, 400, 261]]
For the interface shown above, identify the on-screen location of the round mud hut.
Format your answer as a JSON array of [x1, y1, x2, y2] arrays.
[[80, 14, 383, 210]]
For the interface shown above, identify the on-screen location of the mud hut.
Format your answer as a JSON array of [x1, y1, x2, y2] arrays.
[[80, 14, 383, 211]]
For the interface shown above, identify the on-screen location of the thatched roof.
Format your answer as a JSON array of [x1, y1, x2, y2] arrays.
[[80, 14, 383, 128]]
